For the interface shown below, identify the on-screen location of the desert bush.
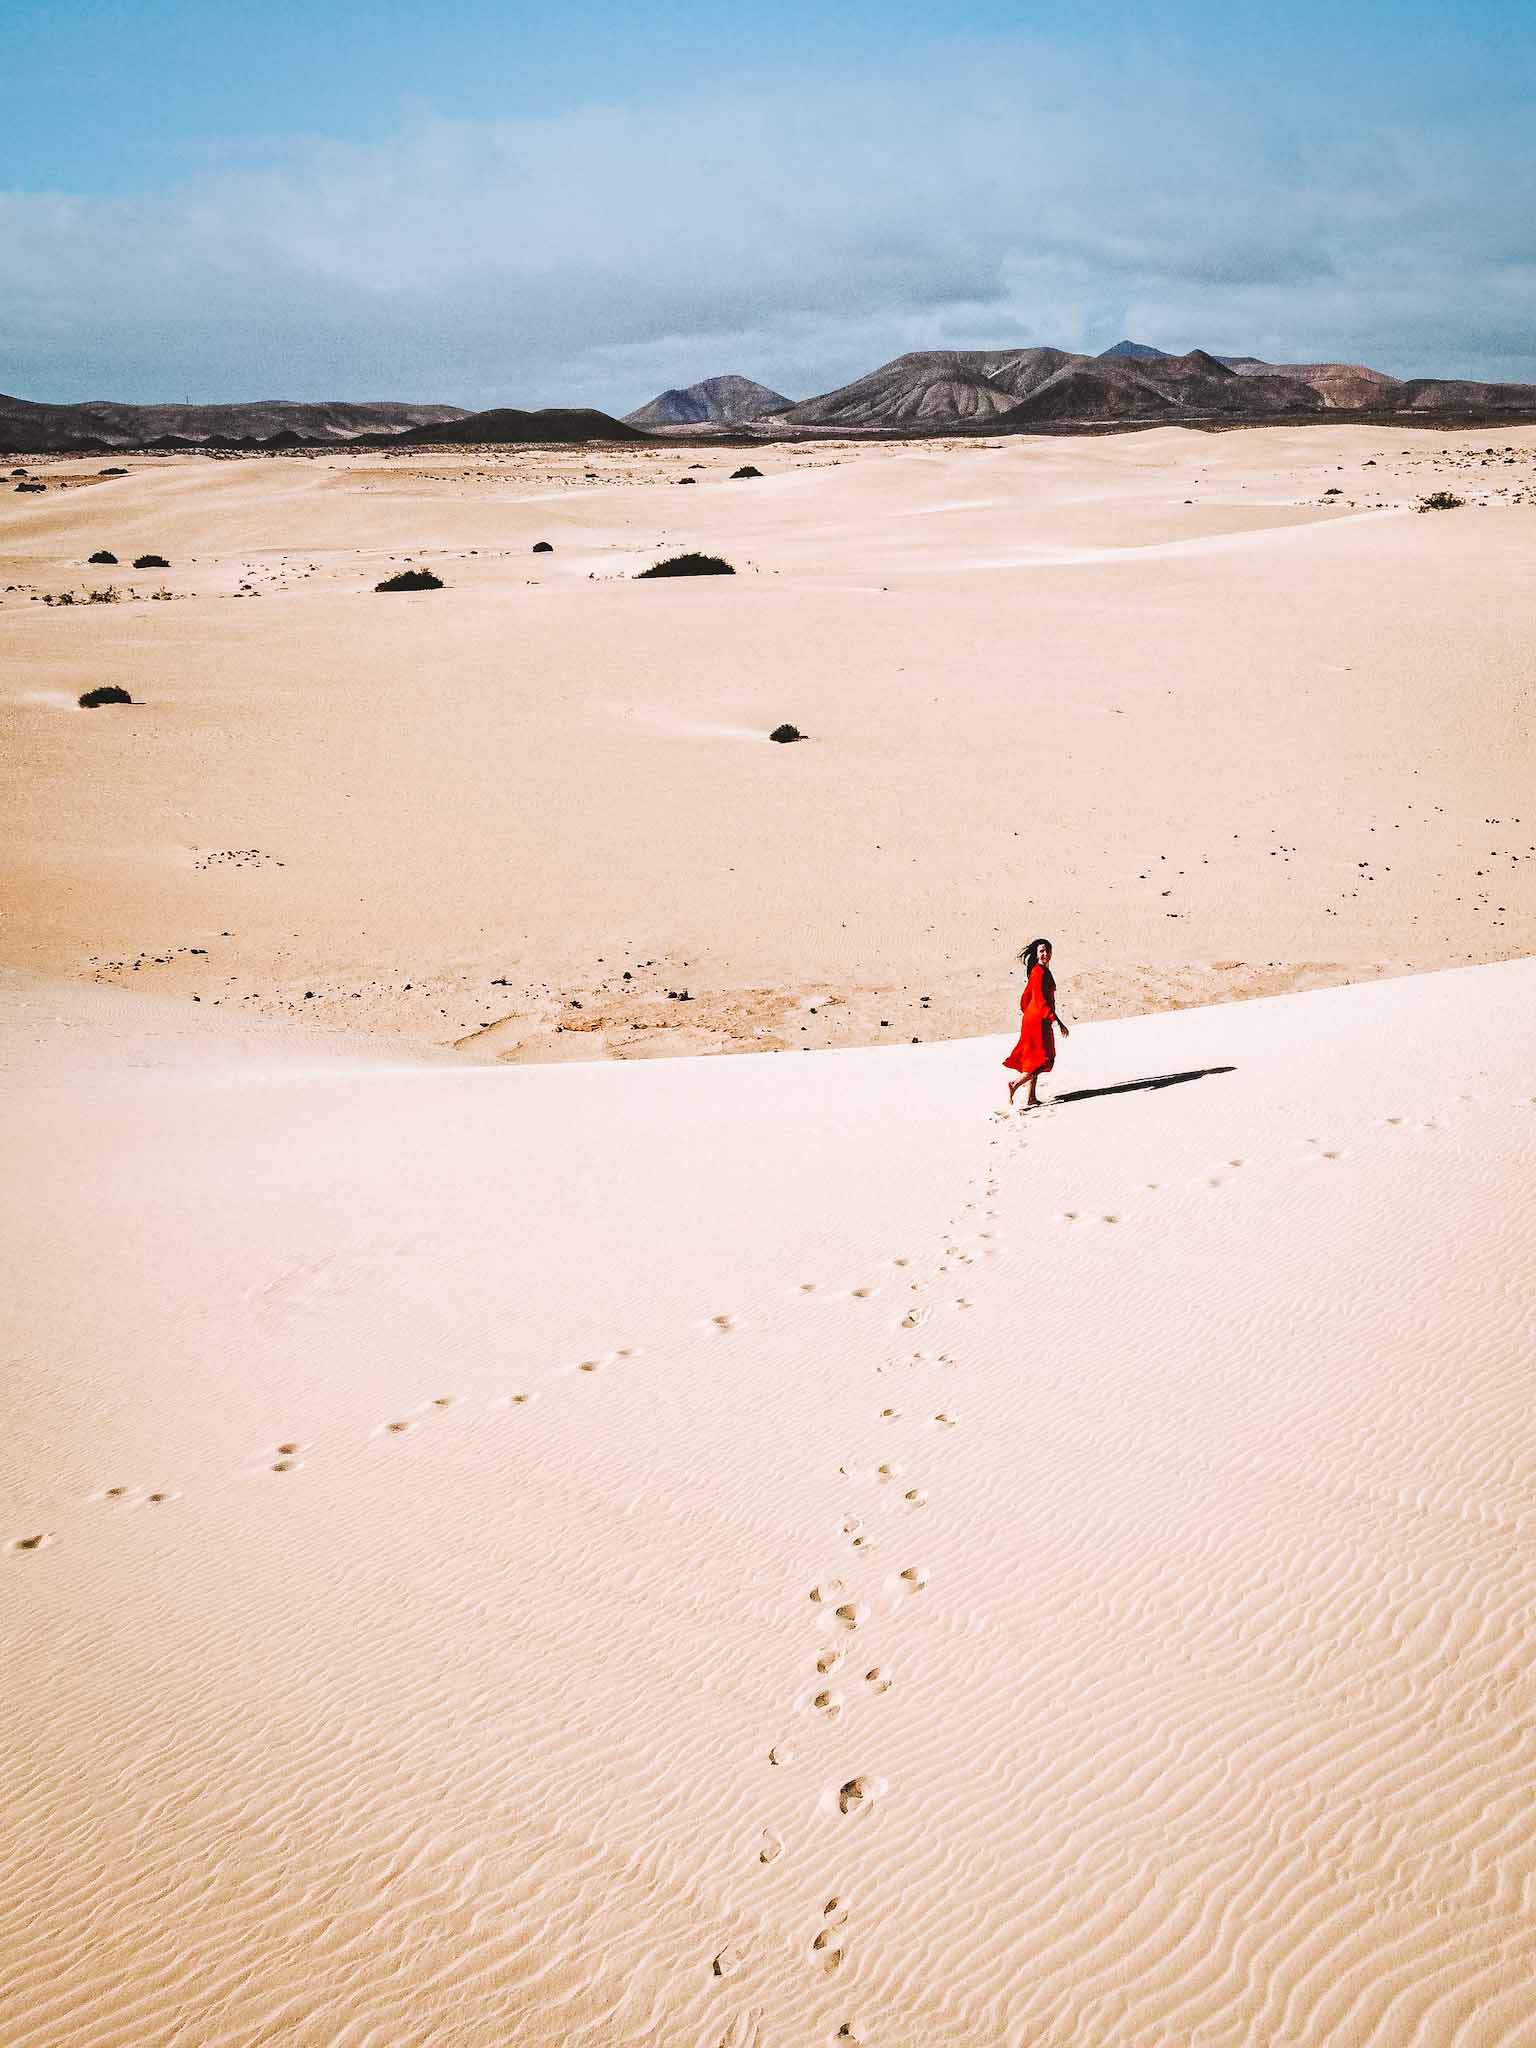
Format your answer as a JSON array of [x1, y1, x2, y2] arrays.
[[770, 723, 806, 744], [1418, 491, 1464, 512], [88, 586, 120, 603], [99, 467, 129, 476], [79, 685, 132, 708], [133, 553, 170, 568], [635, 553, 735, 579], [375, 568, 443, 591], [89, 549, 118, 564], [15, 481, 45, 493], [731, 465, 764, 479], [532, 541, 553, 553], [43, 592, 77, 606]]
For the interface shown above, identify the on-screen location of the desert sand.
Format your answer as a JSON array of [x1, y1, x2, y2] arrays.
[[2, 425, 1534, 1059], [4, 960, 1536, 2045], [3, 427, 1536, 2044]]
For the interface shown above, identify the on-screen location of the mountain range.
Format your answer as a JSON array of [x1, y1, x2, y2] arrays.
[[7, 342, 1536, 453], [768, 345, 1536, 430], [0, 394, 469, 454]]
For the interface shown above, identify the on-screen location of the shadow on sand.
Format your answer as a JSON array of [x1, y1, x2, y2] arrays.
[[1051, 1065, 1235, 1106]]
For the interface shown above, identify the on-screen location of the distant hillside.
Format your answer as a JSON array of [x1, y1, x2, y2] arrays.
[[1220, 358, 1403, 408], [390, 406, 648, 445], [1098, 340, 1173, 361], [1391, 377, 1536, 413], [779, 348, 1079, 427], [625, 375, 792, 428], [996, 349, 1324, 427], [0, 394, 468, 453]]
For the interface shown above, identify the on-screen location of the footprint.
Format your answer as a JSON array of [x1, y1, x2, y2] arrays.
[[758, 1828, 782, 1866], [9, 1534, 50, 1554], [709, 1314, 737, 1333], [836, 1775, 877, 1817], [896, 1565, 927, 1594], [849, 1287, 875, 1300], [712, 1938, 751, 1979], [864, 1666, 892, 1695], [831, 1602, 865, 1632], [816, 1647, 843, 1676], [146, 1492, 174, 1504], [879, 1407, 899, 1421], [380, 1419, 415, 1436], [809, 1579, 847, 1606], [930, 1412, 956, 1428], [899, 1306, 930, 1330], [812, 1690, 843, 1721], [578, 1360, 601, 1373], [902, 1488, 928, 1508], [876, 1461, 902, 1483], [430, 1397, 454, 1409], [768, 1743, 796, 1767]]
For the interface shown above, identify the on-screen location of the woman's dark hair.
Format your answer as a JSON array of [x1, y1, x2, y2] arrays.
[[1017, 937, 1053, 976]]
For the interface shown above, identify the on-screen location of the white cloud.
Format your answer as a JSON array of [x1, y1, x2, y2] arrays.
[[2, 40, 1533, 407]]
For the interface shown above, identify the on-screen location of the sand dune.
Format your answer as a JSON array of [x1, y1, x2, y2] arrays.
[[4, 960, 1535, 2044], [2, 426, 1534, 1062]]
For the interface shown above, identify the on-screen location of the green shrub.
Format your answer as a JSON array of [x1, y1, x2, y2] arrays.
[[1417, 491, 1465, 512], [635, 552, 735, 579], [375, 568, 443, 591]]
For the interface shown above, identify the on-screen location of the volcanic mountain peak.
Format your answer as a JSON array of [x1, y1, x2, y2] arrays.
[[624, 375, 793, 428], [1098, 340, 1173, 360], [779, 346, 1081, 428]]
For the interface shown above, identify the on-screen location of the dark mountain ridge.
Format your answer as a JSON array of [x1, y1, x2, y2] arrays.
[[0, 393, 468, 453]]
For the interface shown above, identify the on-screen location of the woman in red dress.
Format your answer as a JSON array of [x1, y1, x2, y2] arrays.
[[1003, 937, 1069, 1110]]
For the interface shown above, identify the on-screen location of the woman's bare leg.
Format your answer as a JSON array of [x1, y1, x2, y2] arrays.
[[1007, 1076, 1023, 1105], [1025, 1074, 1040, 1109]]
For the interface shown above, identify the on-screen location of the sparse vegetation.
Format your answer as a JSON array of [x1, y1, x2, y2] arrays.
[[375, 567, 443, 591], [635, 552, 735, 579], [15, 481, 45, 493], [88, 586, 121, 603], [133, 553, 170, 568], [1418, 490, 1465, 512], [731, 465, 764, 479], [532, 541, 553, 553], [770, 723, 806, 744], [89, 549, 118, 564], [79, 685, 132, 708], [99, 467, 129, 476]]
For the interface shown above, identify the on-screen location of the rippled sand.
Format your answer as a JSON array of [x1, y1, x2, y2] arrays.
[[4, 960, 1534, 2045]]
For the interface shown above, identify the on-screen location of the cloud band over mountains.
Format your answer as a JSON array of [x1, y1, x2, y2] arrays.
[[3, 32, 1534, 410]]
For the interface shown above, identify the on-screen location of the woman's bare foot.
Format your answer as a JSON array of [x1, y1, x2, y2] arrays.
[[1007, 1078, 1023, 1105]]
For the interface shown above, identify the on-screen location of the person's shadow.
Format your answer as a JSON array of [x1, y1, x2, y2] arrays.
[[1051, 1065, 1235, 1105]]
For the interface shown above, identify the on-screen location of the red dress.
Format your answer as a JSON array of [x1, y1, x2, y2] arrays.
[[1003, 965, 1057, 1075]]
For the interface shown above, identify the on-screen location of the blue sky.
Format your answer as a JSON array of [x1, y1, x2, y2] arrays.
[[3, 1, 1534, 406]]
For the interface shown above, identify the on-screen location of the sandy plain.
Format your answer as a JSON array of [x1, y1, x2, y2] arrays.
[[2, 425, 1534, 1057], [3, 427, 1536, 2045]]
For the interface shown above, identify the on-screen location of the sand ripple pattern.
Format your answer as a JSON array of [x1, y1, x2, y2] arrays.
[[3, 966, 1536, 2044]]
